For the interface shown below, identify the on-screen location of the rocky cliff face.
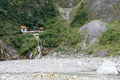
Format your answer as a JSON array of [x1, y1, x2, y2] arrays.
[[0, 39, 18, 60], [87, 0, 120, 22], [55, 0, 80, 8], [57, 0, 120, 23]]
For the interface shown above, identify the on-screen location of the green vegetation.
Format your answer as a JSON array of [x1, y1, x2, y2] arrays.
[[65, 28, 80, 45], [1, 0, 119, 57], [0, 20, 19, 35], [2, 34, 36, 55], [71, 0, 88, 28], [98, 21, 120, 56], [0, 0, 80, 56], [113, 1, 120, 11], [81, 21, 120, 57], [100, 21, 120, 44], [39, 17, 80, 48], [0, 0, 58, 56], [0, 0, 57, 32], [39, 16, 66, 48]]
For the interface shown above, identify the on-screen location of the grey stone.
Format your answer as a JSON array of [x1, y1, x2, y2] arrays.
[[80, 20, 107, 37], [79, 20, 108, 50], [0, 39, 18, 60], [96, 60, 119, 75], [95, 50, 109, 57], [87, 0, 120, 22]]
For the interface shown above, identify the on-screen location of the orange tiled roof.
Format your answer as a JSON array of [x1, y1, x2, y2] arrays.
[[20, 25, 27, 29]]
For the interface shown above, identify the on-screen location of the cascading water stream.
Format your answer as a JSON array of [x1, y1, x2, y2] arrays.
[[58, 0, 74, 23], [32, 33, 42, 59], [69, 0, 74, 7]]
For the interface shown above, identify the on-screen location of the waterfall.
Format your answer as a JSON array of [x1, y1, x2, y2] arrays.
[[69, 0, 74, 8], [58, 7, 72, 22], [58, 0, 74, 23], [32, 33, 42, 59]]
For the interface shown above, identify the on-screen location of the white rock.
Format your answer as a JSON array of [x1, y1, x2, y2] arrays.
[[96, 60, 118, 75], [73, 75, 77, 78], [77, 61, 82, 66], [53, 52, 57, 57]]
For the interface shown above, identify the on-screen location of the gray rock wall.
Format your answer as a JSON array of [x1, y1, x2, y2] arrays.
[[55, 0, 80, 8], [87, 0, 120, 22], [0, 39, 18, 60], [56, 0, 120, 22]]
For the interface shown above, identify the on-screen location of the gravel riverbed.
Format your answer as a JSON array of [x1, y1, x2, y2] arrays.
[[0, 57, 120, 80]]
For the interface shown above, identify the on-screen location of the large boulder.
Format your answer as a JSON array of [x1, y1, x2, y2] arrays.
[[96, 60, 118, 75], [80, 20, 107, 37], [79, 20, 107, 50]]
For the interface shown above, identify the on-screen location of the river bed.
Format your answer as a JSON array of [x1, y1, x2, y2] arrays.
[[0, 58, 120, 80]]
